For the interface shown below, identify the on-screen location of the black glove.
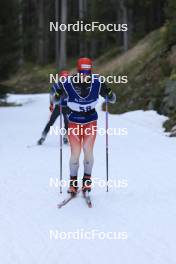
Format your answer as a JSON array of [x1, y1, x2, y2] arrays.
[[55, 89, 62, 101], [107, 90, 116, 104]]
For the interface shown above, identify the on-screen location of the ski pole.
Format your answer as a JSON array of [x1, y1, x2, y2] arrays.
[[59, 98, 63, 194], [105, 96, 109, 192]]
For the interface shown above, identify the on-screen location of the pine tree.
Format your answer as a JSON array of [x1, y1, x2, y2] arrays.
[[0, 0, 20, 80]]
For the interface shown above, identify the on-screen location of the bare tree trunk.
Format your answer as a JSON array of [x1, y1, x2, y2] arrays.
[[90, 0, 97, 58], [55, 0, 59, 68], [83, 0, 87, 15], [156, 0, 162, 27], [120, 0, 128, 52], [83, 0, 88, 55], [38, 0, 45, 64], [116, 1, 122, 46], [79, 0, 84, 56], [43, 0, 50, 64], [18, 0, 24, 66], [59, 0, 67, 69], [79, 0, 84, 19], [128, 8, 133, 48]]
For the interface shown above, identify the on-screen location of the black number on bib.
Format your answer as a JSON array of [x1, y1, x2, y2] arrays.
[[79, 106, 91, 112]]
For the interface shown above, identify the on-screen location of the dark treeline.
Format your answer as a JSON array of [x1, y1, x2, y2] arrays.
[[0, 0, 175, 81]]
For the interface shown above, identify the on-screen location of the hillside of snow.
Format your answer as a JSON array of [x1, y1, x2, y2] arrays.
[[1, 94, 176, 264]]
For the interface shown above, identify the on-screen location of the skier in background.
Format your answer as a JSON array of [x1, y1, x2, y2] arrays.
[[37, 70, 70, 145], [55, 58, 116, 194]]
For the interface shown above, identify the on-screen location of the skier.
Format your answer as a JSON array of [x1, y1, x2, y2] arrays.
[[37, 70, 70, 145], [55, 58, 116, 194]]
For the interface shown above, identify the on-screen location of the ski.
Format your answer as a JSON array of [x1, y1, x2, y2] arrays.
[[27, 143, 38, 148], [57, 193, 76, 208], [82, 191, 92, 208], [57, 189, 81, 209], [57, 189, 92, 208]]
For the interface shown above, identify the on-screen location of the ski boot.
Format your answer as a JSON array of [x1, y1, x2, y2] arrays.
[[37, 133, 46, 145], [82, 174, 92, 192], [37, 137, 45, 145], [67, 176, 78, 195]]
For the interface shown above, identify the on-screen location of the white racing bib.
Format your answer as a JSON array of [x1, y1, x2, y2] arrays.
[[68, 99, 98, 112]]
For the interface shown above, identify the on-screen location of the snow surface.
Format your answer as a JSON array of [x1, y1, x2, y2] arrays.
[[1, 94, 176, 264]]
